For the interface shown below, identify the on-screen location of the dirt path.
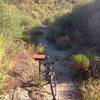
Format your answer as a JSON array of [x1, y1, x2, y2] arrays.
[[38, 28, 80, 100]]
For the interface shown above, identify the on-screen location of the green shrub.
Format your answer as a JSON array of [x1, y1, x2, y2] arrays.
[[72, 54, 90, 71], [20, 16, 41, 42], [48, 25, 63, 41], [22, 15, 41, 31], [0, 4, 24, 39], [0, 2, 41, 41], [35, 44, 45, 54], [81, 78, 100, 100], [90, 56, 100, 79], [52, 14, 70, 29]]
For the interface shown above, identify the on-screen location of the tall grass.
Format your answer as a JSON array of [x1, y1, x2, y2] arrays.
[[0, 1, 42, 95], [81, 78, 100, 100], [16, 0, 74, 22]]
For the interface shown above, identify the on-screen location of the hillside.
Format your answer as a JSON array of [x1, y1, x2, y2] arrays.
[[0, 0, 100, 100]]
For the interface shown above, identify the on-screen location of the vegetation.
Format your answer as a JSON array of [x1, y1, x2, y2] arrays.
[[72, 54, 90, 71], [0, 0, 74, 98], [71, 53, 100, 99], [90, 56, 100, 79], [35, 44, 45, 54], [0, 0, 42, 98], [81, 78, 100, 100], [0, 73, 5, 99], [16, 0, 74, 22], [0, 0, 100, 99], [48, 0, 100, 51]]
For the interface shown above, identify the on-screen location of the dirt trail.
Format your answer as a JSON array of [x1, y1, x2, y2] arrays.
[[38, 28, 80, 100]]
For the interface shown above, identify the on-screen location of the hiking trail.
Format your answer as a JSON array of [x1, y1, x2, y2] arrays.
[[38, 27, 80, 100]]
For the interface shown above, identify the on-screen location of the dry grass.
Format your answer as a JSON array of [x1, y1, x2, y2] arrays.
[[81, 78, 100, 100]]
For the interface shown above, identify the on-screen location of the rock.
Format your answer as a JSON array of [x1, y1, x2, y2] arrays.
[[29, 91, 43, 100], [4, 88, 31, 100]]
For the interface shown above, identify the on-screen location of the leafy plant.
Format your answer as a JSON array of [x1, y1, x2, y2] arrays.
[[72, 54, 90, 71], [48, 25, 63, 41]]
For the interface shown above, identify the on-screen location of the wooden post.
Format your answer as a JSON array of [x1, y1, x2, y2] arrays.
[[39, 60, 41, 81]]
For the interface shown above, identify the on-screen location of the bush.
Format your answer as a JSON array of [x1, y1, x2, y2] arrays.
[[81, 78, 100, 100], [35, 44, 45, 54], [48, 25, 63, 41], [55, 35, 71, 50], [11, 47, 39, 87], [49, 0, 100, 50], [72, 54, 90, 71], [0, 4, 24, 39], [71, 53, 100, 79], [20, 16, 41, 42], [90, 56, 100, 79], [0, 2, 41, 42]]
